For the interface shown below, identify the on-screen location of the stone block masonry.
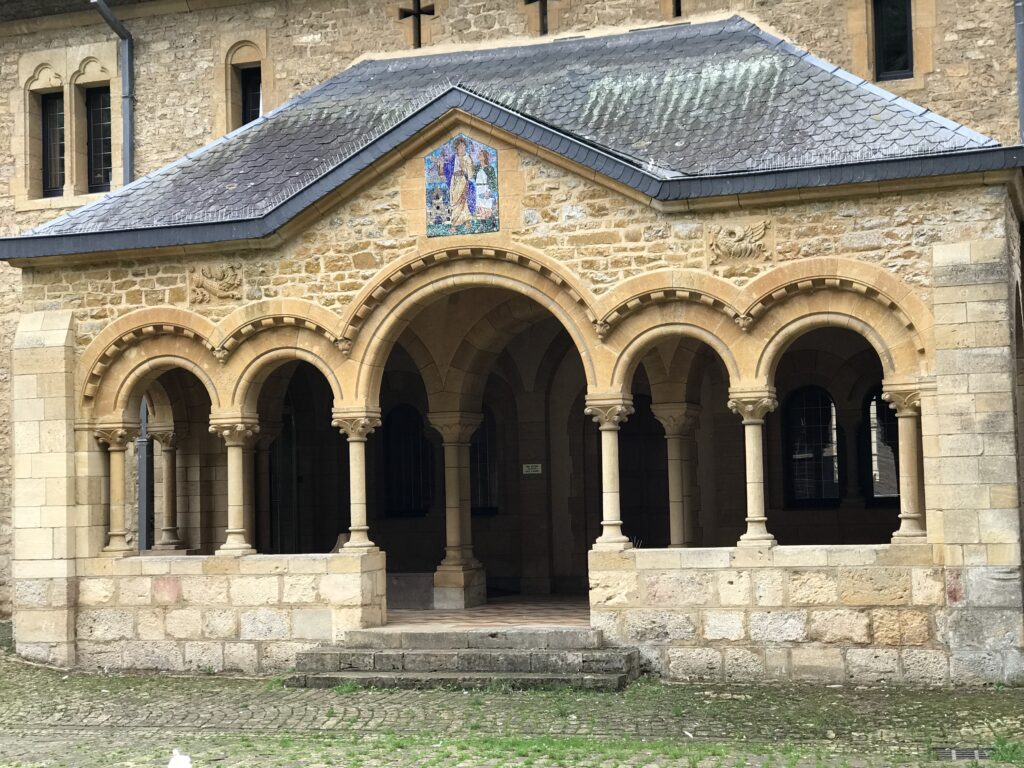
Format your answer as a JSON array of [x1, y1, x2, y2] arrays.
[[589, 545, 1024, 686], [73, 552, 386, 673]]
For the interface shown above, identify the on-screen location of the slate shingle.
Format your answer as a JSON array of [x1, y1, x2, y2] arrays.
[[20, 16, 1001, 240]]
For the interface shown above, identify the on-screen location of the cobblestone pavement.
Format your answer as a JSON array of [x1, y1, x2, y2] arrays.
[[0, 650, 1023, 767]]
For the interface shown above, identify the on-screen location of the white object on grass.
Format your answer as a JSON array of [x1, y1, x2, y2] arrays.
[[168, 748, 192, 768]]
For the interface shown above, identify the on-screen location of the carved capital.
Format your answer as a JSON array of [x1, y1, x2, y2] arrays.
[[650, 403, 701, 436], [209, 422, 260, 447], [584, 397, 634, 429], [148, 430, 179, 449], [332, 409, 382, 441], [428, 412, 482, 444], [94, 426, 137, 450], [727, 391, 778, 423], [882, 389, 921, 416]]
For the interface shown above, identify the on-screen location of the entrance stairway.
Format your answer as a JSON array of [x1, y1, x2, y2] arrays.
[[285, 627, 640, 690]]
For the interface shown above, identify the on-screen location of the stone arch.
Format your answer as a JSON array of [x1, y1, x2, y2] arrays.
[[212, 299, 345, 359], [68, 56, 111, 87], [229, 329, 347, 416], [78, 308, 219, 407], [345, 247, 603, 406], [755, 312, 908, 384], [226, 39, 263, 68], [96, 348, 223, 426], [24, 62, 62, 91]]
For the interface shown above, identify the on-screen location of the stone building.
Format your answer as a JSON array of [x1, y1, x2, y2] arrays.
[[0, 0, 1022, 685]]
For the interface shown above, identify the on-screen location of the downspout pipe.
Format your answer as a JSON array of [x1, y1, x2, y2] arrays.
[[1016, 0, 1024, 142], [91, 0, 134, 186]]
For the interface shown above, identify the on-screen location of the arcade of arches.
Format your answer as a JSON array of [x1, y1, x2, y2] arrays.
[[81, 255, 929, 612]]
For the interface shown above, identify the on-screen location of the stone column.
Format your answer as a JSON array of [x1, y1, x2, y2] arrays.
[[332, 411, 382, 550], [243, 443, 256, 550], [150, 430, 186, 550], [429, 412, 486, 608], [727, 390, 778, 548], [651, 403, 701, 548], [584, 395, 634, 551], [210, 421, 259, 556], [95, 426, 137, 554], [883, 387, 926, 541]]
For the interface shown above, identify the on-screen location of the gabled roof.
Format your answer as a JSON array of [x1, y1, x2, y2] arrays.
[[4, 15, 1021, 261]]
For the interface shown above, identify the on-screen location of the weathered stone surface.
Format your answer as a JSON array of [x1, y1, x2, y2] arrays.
[[240, 608, 290, 640], [846, 649, 899, 683], [748, 611, 806, 643], [76, 609, 134, 642], [666, 648, 721, 681], [807, 609, 869, 644], [791, 648, 844, 683], [703, 611, 745, 641], [643, 571, 713, 607], [901, 649, 948, 686], [838, 568, 911, 606], [621, 610, 696, 642], [787, 571, 838, 605], [870, 609, 931, 646]]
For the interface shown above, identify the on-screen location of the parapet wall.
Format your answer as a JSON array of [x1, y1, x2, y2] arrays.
[[52, 552, 386, 673], [589, 546, 1024, 686]]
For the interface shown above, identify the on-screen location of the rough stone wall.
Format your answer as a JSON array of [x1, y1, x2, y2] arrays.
[[0, 262, 15, 618], [17, 157, 1009, 348], [589, 545, 960, 685], [69, 552, 386, 673]]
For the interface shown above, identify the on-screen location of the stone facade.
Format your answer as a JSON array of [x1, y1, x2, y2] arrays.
[[0, 0, 1022, 684]]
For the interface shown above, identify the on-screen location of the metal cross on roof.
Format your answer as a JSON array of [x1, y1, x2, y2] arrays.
[[399, 0, 435, 48], [524, 0, 548, 35]]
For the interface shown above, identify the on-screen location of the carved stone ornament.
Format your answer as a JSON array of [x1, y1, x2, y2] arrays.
[[212, 347, 230, 364], [584, 401, 635, 429], [734, 314, 754, 332], [727, 395, 778, 423], [189, 264, 243, 304], [148, 430, 178, 449], [94, 426, 136, 449], [335, 338, 353, 357], [650, 403, 701, 435], [429, 413, 482, 444], [209, 422, 260, 447], [332, 415, 382, 441], [593, 319, 611, 341], [708, 219, 771, 265], [882, 389, 922, 416]]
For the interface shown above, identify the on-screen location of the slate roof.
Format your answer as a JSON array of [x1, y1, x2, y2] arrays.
[[4, 15, 1022, 260], [0, 0, 151, 23]]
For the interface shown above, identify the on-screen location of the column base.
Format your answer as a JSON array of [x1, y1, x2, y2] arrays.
[[433, 563, 486, 609], [592, 538, 633, 552], [215, 545, 256, 557], [891, 530, 927, 544], [142, 547, 196, 556]]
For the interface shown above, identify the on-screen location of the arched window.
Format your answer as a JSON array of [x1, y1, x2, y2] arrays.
[[784, 387, 841, 505], [383, 404, 434, 517], [470, 407, 499, 516], [865, 390, 899, 500]]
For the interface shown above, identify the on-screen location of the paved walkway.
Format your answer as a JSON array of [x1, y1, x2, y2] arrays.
[[0, 647, 1023, 767]]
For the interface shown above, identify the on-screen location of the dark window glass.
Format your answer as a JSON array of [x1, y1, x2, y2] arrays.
[[240, 66, 262, 126], [40, 92, 65, 198], [874, 0, 913, 80], [470, 408, 499, 515], [86, 86, 112, 193], [784, 387, 841, 504], [867, 392, 900, 499], [383, 404, 434, 517]]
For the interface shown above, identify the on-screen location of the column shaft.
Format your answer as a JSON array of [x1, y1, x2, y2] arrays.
[[665, 434, 685, 547], [442, 441, 464, 563], [728, 392, 777, 548], [219, 442, 254, 553], [893, 411, 926, 540], [104, 445, 132, 553], [156, 443, 183, 548], [345, 437, 374, 548], [242, 447, 256, 550], [598, 425, 627, 546]]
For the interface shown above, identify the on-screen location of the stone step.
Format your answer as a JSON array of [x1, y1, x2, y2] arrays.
[[284, 670, 631, 691], [296, 647, 639, 675], [331, 627, 603, 650]]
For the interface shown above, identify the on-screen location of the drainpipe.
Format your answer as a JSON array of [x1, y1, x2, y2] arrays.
[[1015, 0, 1024, 141], [91, 0, 134, 186]]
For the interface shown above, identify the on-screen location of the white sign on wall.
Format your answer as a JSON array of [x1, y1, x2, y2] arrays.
[[522, 463, 543, 475]]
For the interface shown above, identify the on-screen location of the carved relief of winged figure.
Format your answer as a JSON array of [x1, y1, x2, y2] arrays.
[[189, 264, 243, 303], [708, 220, 771, 264]]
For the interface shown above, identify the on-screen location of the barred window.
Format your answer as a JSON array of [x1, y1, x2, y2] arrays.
[[40, 92, 65, 197], [85, 86, 112, 193], [874, 0, 913, 80], [784, 387, 841, 504], [239, 66, 262, 126], [383, 405, 434, 517], [867, 392, 900, 499], [470, 408, 499, 515]]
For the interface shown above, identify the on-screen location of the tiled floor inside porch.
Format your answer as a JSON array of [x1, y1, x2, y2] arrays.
[[386, 595, 591, 629]]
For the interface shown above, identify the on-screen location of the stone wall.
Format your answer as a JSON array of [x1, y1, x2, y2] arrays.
[[0, 0, 1019, 619], [589, 544, 1019, 685], [69, 552, 386, 672]]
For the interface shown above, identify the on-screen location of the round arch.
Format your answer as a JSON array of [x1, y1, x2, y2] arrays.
[[610, 321, 742, 394], [347, 257, 603, 406], [95, 349, 222, 425], [231, 339, 346, 416]]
